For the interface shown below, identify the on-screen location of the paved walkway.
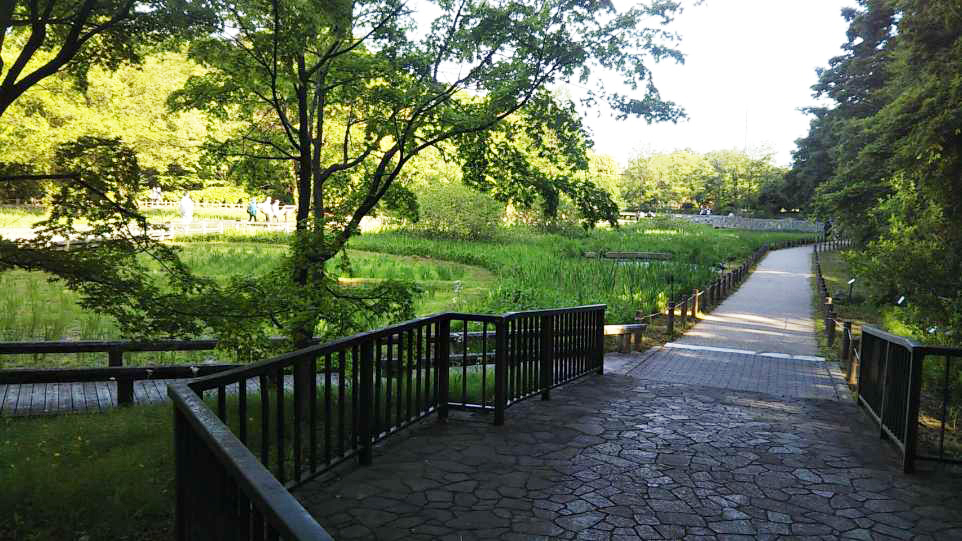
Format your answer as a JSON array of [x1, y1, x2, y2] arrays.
[[296, 246, 962, 540], [677, 246, 819, 357], [298, 375, 962, 540], [622, 245, 841, 401]]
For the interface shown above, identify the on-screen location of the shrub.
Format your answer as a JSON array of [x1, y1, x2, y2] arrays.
[[412, 181, 504, 241]]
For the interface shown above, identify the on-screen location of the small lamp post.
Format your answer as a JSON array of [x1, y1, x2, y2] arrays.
[[847, 278, 856, 301]]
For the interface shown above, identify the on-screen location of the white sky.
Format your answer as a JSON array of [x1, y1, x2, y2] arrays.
[[571, 0, 854, 166]]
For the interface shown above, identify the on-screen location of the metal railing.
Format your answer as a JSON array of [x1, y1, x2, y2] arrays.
[[813, 239, 962, 472], [168, 305, 605, 540], [855, 325, 962, 472]]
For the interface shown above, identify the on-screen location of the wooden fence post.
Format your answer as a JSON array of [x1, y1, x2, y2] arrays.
[[437, 318, 450, 422], [494, 318, 507, 426], [108, 350, 123, 367], [667, 302, 675, 338], [117, 378, 134, 406], [692, 289, 699, 319], [841, 321, 852, 361], [903, 349, 925, 473], [595, 309, 604, 375], [680, 297, 687, 327], [358, 340, 374, 465], [540, 315, 553, 400]]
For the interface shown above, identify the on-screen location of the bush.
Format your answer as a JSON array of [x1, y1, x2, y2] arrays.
[[412, 181, 504, 240]]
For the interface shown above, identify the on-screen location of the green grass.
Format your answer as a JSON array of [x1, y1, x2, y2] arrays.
[[0, 404, 175, 541], [349, 220, 813, 322], [0, 367, 497, 541]]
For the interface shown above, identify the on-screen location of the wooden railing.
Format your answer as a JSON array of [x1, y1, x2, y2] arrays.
[[0, 339, 237, 407], [813, 239, 962, 472], [168, 305, 605, 540]]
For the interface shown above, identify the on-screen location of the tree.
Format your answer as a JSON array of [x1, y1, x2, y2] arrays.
[[0, 0, 217, 118], [0, 49, 220, 192], [173, 0, 687, 345], [799, 0, 962, 340]]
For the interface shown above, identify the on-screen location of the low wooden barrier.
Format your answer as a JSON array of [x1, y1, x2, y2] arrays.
[[170, 305, 605, 540]]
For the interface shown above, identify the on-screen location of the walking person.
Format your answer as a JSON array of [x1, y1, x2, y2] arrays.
[[247, 197, 259, 222], [259, 196, 273, 222], [271, 199, 281, 222]]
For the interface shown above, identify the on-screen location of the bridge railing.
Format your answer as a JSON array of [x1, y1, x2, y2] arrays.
[[855, 325, 962, 472], [169, 305, 605, 540], [813, 240, 962, 472]]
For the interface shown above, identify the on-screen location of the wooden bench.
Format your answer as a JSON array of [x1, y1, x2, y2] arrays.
[[604, 323, 648, 353]]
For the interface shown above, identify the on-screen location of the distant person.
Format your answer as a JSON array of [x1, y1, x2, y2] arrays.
[[178, 193, 194, 223], [247, 197, 259, 221], [706, 208, 712, 215], [271, 199, 281, 222], [259, 196, 274, 221]]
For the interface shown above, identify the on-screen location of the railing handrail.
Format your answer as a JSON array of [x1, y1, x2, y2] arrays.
[[187, 307, 606, 392], [861, 324, 962, 357], [169, 383, 333, 540], [0, 364, 233, 384]]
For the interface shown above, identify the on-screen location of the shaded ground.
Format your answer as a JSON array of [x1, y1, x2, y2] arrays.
[[297, 372, 962, 540]]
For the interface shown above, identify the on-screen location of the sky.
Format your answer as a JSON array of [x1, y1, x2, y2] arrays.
[[571, 0, 855, 166]]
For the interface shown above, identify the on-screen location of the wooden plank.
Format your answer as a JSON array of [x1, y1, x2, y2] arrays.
[[15, 383, 32, 415], [0, 385, 11, 415], [30, 383, 47, 414], [133, 380, 150, 404], [603, 324, 648, 335], [83, 382, 101, 411], [96, 381, 114, 410], [58, 383, 73, 412], [44, 383, 59, 414], [71, 383, 88, 412]]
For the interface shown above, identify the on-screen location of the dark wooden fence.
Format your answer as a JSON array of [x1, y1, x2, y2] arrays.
[[168, 305, 605, 540], [855, 325, 962, 472], [813, 239, 962, 473], [0, 339, 239, 409]]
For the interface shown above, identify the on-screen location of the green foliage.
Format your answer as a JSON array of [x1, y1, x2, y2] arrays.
[[796, 0, 962, 340], [0, 49, 224, 196], [412, 180, 505, 241], [458, 91, 621, 228], [351, 222, 813, 323], [0, 1, 218, 117], [619, 148, 789, 215]]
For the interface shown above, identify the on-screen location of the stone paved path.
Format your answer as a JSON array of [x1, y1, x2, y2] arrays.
[[629, 347, 844, 401], [297, 374, 962, 540], [296, 246, 962, 539]]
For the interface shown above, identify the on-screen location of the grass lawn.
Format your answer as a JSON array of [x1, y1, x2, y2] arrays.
[[0, 404, 175, 541], [0, 366, 499, 541]]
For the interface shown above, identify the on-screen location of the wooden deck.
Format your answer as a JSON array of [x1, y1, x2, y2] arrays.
[[0, 379, 179, 416]]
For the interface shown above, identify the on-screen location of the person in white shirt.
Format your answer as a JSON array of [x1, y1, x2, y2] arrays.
[[178, 193, 194, 223]]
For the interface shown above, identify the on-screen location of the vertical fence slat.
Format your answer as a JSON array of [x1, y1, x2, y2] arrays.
[[494, 318, 507, 426], [324, 352, 332, 466], [437, 318, 450, 421]]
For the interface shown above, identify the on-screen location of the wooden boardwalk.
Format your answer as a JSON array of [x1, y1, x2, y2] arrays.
[[0, 379, 179, 416]]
